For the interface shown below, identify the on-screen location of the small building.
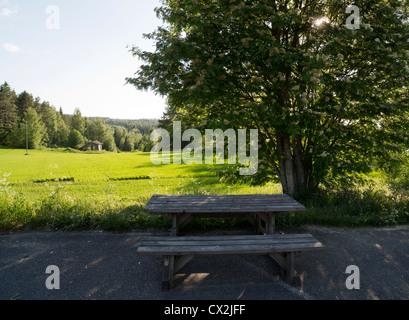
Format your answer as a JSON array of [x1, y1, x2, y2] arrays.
[[84, 140, 103, 151]]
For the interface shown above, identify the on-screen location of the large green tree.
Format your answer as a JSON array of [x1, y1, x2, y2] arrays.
[[70, 108, 86, 136], [7, 108, 47, 149], [128, 0, 409, 194], [55, 112, 69, 147], [39, 101, 59, 146], [67, 129, 84, 149], [25, 108, 47, 149], [0, 82, 18, 144], [16, 91, 34, 119]]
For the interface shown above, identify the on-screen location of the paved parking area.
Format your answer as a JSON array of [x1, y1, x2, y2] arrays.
[[1, 225, 408, 301]]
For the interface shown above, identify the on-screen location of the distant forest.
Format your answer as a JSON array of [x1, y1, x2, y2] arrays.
[[0, 82, 158, 152]]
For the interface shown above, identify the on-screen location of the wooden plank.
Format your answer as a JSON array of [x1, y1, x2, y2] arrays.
[[139, 237, 321, 248], [148, 199, 302, 206], [146, 200, 303, 207], [138, 238, 319, 248], [140, 234, 316, 242], [137, 242, 323, 256], [145, 204, 305, 210], [145, 200, 282, 205], [138, 234, 321, 244], [146, 204, 304, 208], [149, 194, 291, 199], [146, 201, 303, 207], [146, 198, 300, 207], [147, 200, 302, 204], [145, 206, 305, 214], [145, 198, 303, 204], [144, 194, 307, 214], [140, 237, 319, 247], [148, 195, 293, 201]]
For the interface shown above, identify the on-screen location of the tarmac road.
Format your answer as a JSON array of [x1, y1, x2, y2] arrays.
[[1, 225, 409, 301]]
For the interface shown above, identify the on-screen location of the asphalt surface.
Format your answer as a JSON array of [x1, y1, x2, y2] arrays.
[[1, 225, 409, 301]]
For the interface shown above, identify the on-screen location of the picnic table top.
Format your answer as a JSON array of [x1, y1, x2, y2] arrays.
[[143, 194, 306, 214]]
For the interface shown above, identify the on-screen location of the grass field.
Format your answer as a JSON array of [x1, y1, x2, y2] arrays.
[[0, 148, 280, 201], [1, 148, 408, 231]]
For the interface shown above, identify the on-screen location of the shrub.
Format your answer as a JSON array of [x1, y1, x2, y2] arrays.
[[286, 187, 409, 227]]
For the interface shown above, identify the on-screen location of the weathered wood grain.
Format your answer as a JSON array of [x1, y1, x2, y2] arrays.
[[144, 194, 306, 215], [140, 234, 324, 290], [137, 234, 323, 255]]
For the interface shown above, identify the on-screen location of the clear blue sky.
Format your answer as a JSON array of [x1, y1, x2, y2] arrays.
[[0, 0, 167, 119]]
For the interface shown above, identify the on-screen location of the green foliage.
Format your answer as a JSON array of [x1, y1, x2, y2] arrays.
[[285, 187, 409, 227], [70, 108, 86, 135], [6, 107, 47, 149], [0, 82, 18, 143], [67, 129, 84, 149], [24, 108, 47, 149], [16, 91, 34, 118], [384, 151, 409, 192]]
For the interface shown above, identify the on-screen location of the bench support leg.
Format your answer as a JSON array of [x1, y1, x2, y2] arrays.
[[285, 252, 295, 283], [269, 252, 295, 284], [175, 255, 194, 273], [161, 255, 194, 291], [161, 255, 175, 292], [170, 215, 178, 236]]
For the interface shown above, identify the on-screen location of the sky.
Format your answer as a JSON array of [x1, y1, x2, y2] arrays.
[[0, 0, 167, 119]]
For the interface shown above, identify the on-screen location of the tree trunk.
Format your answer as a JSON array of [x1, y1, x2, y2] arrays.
[[276, 132, 308, 195]]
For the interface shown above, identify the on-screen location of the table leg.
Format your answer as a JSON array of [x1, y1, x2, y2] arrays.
[[255, 213, 275, 235], [161, 255, 175, 291], [266, 213, 275, 235], [255, 215, 261, 234], [169, 213, 192, 236], [170, 214, 178, 236]]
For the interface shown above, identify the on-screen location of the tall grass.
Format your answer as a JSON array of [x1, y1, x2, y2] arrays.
[[282, 188, 409, 227], [0, 186, 171, 232]]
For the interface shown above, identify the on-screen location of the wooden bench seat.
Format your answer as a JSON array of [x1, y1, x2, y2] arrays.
[[137, 234, 324, 291]]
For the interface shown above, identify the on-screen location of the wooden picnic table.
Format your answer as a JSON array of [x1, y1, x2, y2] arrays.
[[143, 194, 306, 236]]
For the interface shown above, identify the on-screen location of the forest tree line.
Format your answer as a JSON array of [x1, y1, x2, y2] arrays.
[[0, 82, 158, 152]]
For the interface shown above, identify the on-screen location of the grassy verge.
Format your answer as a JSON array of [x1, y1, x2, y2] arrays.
[[281, 188, 409, 227], [1, 185, 409, 232]]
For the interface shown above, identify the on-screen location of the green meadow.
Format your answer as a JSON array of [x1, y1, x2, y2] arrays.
[[0, 148, 281, 231], [0, 148, 280, 200]]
